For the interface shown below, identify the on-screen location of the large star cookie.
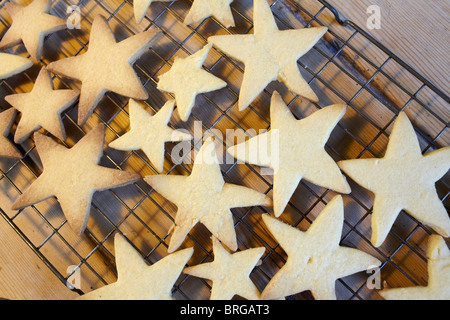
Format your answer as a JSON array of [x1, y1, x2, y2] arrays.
[[380, 235, 450, 300], [144, 138, 272, 253], [134, 0, 175, 24], [227, 91, 350, 217], [0, 53, 33, 80], [184, 236, 265, 300], [208, 0, 327, 110], [79, 233, 194, 300], [109, 99, 192, 173], [47, 15, 161, 125], [261, 195, 381, 300], [11, 124, 140, 235], [338, 112, 450, 247], [5, 67, 79, 144], [0, 0, 67, 61], [157, 43, 227, 122], [184, 0, 235, 28], [0, 108, 21, 159]]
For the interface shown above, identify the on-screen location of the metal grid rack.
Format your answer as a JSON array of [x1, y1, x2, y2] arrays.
[[0, 0, 448, 300]]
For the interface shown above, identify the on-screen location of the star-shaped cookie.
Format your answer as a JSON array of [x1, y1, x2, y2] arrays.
[[261, 195, 381, 300], [157, 43, 227, 122], [0, 108, 21, 159], [380, 235, 449, 300], [227, 91, 350, 217], [5, 67, 79, 144], [134, 0, 175, 24], [0, 52, 33, 80], [338, 112, 450, 247], [184, 236, 265, 300], [208, 0, 327, 111], [0, 0, 67, 61], [184, 0, 235, 28], [11, 124, 140, 235], [79, 233, 194, 300], [144, 137, 272, 253], [47, 15, 161, 125], [109, 99, 193, 173]]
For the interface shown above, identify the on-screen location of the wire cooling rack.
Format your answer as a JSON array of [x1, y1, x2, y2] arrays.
[[0, 0, 448, 300]]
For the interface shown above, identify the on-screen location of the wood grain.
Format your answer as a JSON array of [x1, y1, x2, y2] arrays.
[[329, 0, 449, 95], [0, 208, 78, 300]]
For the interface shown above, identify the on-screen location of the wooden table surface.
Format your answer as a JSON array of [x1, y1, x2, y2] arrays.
[[0, 0, 448, 300]]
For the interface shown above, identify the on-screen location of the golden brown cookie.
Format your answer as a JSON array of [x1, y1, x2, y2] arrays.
[[145, 138, 272, 253], [228, 91, 350, 217], [261, 196, 381, 300], [157, 43, 227, 122], [338, 112, 450, 247], [11, 124, 140, 235], [380, 235, 450, 300], [47, 15, 161, 125], [78, 233, 194, 300], [0, 0, 66, 61], [109, 99, 192, 173], [5, 67, 79, 143], [208, 0, 327, 110], [184, 236, 265, 300], [0, 53, 33, 80]]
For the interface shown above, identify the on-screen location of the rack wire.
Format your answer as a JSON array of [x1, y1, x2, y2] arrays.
[[0, 0, 448, 300]]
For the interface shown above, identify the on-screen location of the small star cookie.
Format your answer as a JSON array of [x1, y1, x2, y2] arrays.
[[0, 52, 33, 80], [109, 99, 193, 173], [5, 67, 79, 144], [380, 235, 450, 300], [144, 137, 272, 253], [227, 91, 350, 217], [184, 236, 265, 300], [47, 15, 161, 125], [0, 0, 67, 61], [261, 195, 381, 300], [78, 233, 194, 300], [11, 124, 140, 235], [338, 112, 450, 247], [157, 43, 227, 122], [0, 108, 21, 159], [208, 0, 327, 110], [134, 0, 175, 24], [184, 0, 235, 28]]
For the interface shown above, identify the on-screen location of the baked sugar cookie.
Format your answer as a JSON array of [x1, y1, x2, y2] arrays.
[[145, 138, 272, 253], [79, 233, 194, 300], [338, 112, 450, 247], [5, 67, 79, 143], [184, 236, 265, 300], [0, 108, 21, 159], [0, 53, 33, 80], [380, 235, 450, 300], [261, 196, 381, 300], [184, 0, 235, 28], [0, 0, 67, 61], [208, 0, 327, 110], [109, 99, 192, 173], [157, 43, 227, 122], [227, 91, 350, 217], [47, 15, 161, 125], [11, 124, 140, 235]]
